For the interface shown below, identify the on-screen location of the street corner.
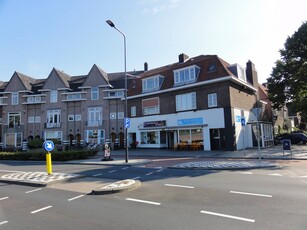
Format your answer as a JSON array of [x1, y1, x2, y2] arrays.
[[0, 171, 84, 187], [90, 179, 141, 195], [168, 160, 281, 170]]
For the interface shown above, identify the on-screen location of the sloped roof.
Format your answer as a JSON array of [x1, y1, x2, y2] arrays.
[[16, 72, 37, 90], [53, 68, 71, 87]]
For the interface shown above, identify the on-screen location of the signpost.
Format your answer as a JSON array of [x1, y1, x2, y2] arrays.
[[241, 117, 246, 156], [44, 140, 54, 175]]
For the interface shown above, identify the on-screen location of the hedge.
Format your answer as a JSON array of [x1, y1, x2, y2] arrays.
[[0, 149, 98, 161]]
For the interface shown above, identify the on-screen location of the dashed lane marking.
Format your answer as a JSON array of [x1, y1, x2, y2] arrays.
[[93, 173, 103, 177], [164, 184, 194, 189], [300, 175, 307, 178], [0, 221, 8, 226], [31, 205, 53, 214], [25, 188, 42, 194], [269, 173, 282, 176], [126, 198, 161, 206], [230, 191, 272, 198], [68, 195, 85, 201], [240, 172, 253, 174], [200, 210, 255, 223], [0, 197, 9, 201], [131, 176, 141, 180], [121, 167, 129, 170], [145, 172, 154, 176], [108, 170, 117, 173]]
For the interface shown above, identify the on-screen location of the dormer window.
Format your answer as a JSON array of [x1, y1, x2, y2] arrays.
[[142, 75, 164, 92], [174, 65, 200, 85]]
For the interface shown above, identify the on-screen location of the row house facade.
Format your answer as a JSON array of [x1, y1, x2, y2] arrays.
[[0, 64, 142, 149], [126, 54, 274, 151], [0, 53, 274, 151]]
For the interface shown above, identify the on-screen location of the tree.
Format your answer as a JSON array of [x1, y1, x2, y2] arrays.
[[267, 21, 307, 122]]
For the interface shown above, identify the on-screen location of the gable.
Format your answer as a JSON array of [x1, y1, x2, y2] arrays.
[[4, 72, 35, 92], [82, 64, 110, 87], [43, 68, 71, 90]]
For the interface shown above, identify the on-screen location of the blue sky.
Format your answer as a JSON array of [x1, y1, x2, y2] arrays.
[[0, 0, 306, 84]]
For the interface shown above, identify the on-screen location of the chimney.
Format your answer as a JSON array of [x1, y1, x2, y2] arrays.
[[179, 53, 189, 63], [144, 62, 148, 71], [246, 60, 258, 89]]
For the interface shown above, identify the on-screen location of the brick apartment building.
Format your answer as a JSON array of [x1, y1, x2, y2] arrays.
[[0, 54, 274, 151]]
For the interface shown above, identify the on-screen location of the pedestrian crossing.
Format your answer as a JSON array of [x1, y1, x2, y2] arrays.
[[238, 170, 307, 178]]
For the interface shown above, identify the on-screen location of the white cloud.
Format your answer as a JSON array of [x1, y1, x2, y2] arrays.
[[141, 0, 180, 15]]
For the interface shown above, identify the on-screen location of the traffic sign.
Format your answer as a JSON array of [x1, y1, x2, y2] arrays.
[[44, 140, 54, 152], [241, 117, 246, 126], [124, 118, 130, 129]]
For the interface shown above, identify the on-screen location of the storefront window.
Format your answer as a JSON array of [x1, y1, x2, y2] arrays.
[[191, 129, 202, 143], [178, 129, 203, 143], [141, 131, 159, 144], [179, 130, 190, 143]]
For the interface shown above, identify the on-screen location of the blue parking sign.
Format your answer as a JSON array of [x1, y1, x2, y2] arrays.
[[124, 118, 130, 129]]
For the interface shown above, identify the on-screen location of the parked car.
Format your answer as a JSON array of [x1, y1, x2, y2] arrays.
[[275, 133, 307, 145]]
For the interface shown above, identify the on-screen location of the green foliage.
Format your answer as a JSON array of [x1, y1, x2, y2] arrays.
[[267, 21, 307, 121], [28, 139, 44, 149], [0, 149, 97, 161]]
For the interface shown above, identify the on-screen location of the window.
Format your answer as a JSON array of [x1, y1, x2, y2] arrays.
[[131, 106, 136, 117], [176, 92, 196, 111], [28, 117, 34, 123], [45, 131, 62, 141], [87, 107, 102, 126], [108, 91, 124, 97], [110, 113, 116, 119], [142, 97, 160, 115], [141, 131, 159, 144], [46, 110, 61, 128], [118, 112, 124, 119], [208, 93, 217, 107], [91, 87, 99, 100], [67, 93, 82, 100], [50, 90, 57, 103], [35, 116, 41, 123], [8, 112, 21, 128], [174, 65, 200, 85], [12, 92, 18, 105], [207, 64, 216, 72], [75, 114, 81, 121], [27, 96, 41, 103], [142, 75, 163, 92], [68, 115, 74, 121]]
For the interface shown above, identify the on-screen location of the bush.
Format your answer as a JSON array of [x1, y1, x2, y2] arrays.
[[28, 139, 44, 149], [0, 149, 98, 161]]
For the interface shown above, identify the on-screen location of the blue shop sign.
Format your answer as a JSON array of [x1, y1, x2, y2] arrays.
[[177, 117, 203, 126]]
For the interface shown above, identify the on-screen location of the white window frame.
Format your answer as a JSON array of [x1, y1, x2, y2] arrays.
[[87, 107, 102, 126], [131, 106, 136, 117], [28, 117, 34, 123], [75, 114, 81, 121], [50, 90, 57, 103], [176, 92, 196, 111], [12, 92, 18, 105], [118, 112, 124, 119], [68, 115, 74, 121], [142, 76, 161, 92], [142, 98, 160, 115], [208, 93, 217, 108], [35, 116, 41, 123], [110, 113, 116, 119], [46, 110, 61, 128], [174, 65, 200, 85], [91, 87, 99, 100], [8, 112, 21, 128]]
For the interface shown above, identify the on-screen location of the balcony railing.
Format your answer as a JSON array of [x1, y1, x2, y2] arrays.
[[45, 123, 61, 128], [86, 120, 103, 127], [3, 124, 24, 133]]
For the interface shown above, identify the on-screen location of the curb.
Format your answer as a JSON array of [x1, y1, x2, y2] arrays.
[[90, 179, 141, 195]]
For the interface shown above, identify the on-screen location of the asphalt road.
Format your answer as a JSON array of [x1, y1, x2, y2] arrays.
[[1, 160, 307, 229]]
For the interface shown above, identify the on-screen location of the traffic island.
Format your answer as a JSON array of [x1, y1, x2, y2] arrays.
[[90, 179, 141, 195]]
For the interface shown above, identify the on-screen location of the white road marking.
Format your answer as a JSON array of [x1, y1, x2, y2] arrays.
[[31, 205, 53, 214], [0, 221, 8, 225], [269, 173, 282, 176], [240, 171, 253, 174], [230, 191, 272, 198], [126, 198, 161, 206], [0, 169, 25, 173], [25, 188, 42, 194], [154, 167, 163, 169], [121, 167, 129, 170], [131, 176, 141, 180], [0, 197, 9, 201], [68, 195, 85, 201], [145, 172, 154, 176], [164, 184, 194, 189], [93, 173, 103, 177], [200, 210, 255, 223], [300, 175, 307, 178], [108, 170, 117, 173], [156, 169, 164, 173]]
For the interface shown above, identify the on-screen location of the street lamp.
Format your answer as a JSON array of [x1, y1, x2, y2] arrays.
[[106, 20, 129, 163]]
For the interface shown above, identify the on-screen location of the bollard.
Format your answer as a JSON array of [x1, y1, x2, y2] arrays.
[[46, 152, 52, 175]]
